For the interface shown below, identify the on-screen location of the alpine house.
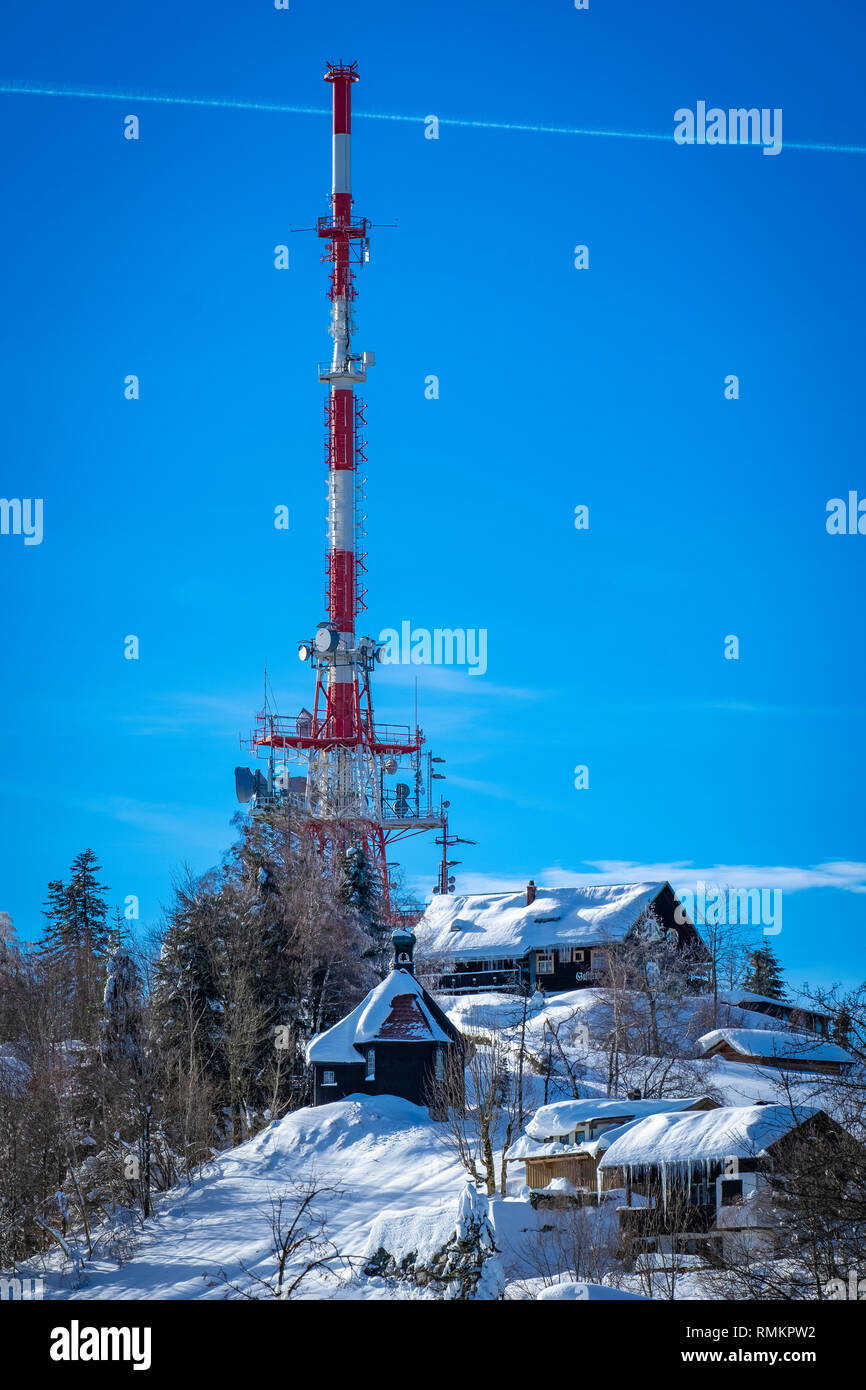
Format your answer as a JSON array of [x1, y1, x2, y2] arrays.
[[597, 1102, 857, 1266], [306, 928, 467, 1108], [414, 879, 706, 994], [506, 1095, 719, 1195]]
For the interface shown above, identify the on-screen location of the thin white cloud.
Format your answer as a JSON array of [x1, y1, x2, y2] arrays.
[[375, 665, 539, 701], [111, 691, 253, 737], [450, 861, 866, 896]]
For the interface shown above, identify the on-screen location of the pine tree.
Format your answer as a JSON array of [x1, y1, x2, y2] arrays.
[[742, 943, 786, 1000], [67, 849, 111, 958], [40, 878, 72, 963], [40, 854, 111, 1038]]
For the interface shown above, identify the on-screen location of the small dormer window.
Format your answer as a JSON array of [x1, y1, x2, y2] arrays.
[[365, 1048, 375, 1081]]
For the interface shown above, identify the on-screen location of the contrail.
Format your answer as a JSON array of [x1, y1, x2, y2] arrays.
[[1, 79, 864, 154]]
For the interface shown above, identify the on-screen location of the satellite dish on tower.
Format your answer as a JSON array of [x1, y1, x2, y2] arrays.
[[235, 767, 255, 804], [235, 767, 269, 804], [383, 757, 398, 775]]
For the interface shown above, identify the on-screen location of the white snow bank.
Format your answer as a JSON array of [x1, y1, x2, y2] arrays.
[[537, 1280, 651, 1301], [365, 1203, 457, 1265], [59, 1096, 469, 1302]]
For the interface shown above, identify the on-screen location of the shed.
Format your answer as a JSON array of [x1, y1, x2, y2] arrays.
[[696, 1028, 854, 1075], [306, 928, 467, 1108]]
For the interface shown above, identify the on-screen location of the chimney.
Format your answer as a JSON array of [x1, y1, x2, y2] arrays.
[[526, 879, 537, 906], [392, 927, 416, 975]]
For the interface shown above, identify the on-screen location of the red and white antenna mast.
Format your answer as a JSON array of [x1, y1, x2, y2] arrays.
[[236, 62, 462, 915]]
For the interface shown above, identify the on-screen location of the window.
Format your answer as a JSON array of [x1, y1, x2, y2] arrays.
[[322, 1070, 336, 1087], [592, 950, 607, 972], [435, 1046, 445, 1081], [365, 1048, 375, 1081], [536, 950, 554, 974], [576, 1130, 586, 1143], [720, 1179, 743, 1206]]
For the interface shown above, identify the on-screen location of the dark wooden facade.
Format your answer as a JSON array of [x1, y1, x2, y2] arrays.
[[312, 1039, 450, 1107]]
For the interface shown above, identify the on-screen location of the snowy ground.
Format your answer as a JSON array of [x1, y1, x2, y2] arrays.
[[40, 1097, 467, 1301], [442, 988, 835, 1112]]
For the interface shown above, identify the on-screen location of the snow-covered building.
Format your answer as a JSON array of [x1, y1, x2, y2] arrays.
[[506, 1096, 718, 1194], [717, 984, 834, 1039], [415, 880, 706, 995], [718, 988, 833, 1037], [306, 928, 467, 1108], [696, 1028, 855, 1075], [597, 1103, 852, 1265]]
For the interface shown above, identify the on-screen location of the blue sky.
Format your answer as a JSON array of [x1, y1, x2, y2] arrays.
[[1, 0, 864, 992]]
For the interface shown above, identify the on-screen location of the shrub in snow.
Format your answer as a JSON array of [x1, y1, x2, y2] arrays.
[[363, 1184, 503, 1300]]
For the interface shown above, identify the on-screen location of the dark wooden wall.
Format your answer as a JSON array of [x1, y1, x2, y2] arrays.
[[312, 1041, 462, 1107]]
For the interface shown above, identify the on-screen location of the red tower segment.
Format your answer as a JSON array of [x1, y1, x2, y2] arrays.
[[321, 62, 367, 741], [240, 62, 457, 914]]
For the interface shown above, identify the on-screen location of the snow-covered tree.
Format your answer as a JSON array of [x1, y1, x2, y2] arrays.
[[439, 1185, 502, 1300], [338, 845, 389, 976], [102, 940, 145, 1070]]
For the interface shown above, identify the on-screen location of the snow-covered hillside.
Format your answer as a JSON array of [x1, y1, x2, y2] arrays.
[[42, 1096, 467, 1301], [29, 986, 844, 1302]]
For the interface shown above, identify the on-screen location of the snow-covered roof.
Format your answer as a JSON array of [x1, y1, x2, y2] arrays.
[[598, 1103, 822, 1170], [525, 1096, 713, 1141], [506, 1097, 715, 1162], [506, 1135, 603, 1162], [415, 883, 667, 962], [306, 969, 454, 1064], [697, 1028, 854, 1065]]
